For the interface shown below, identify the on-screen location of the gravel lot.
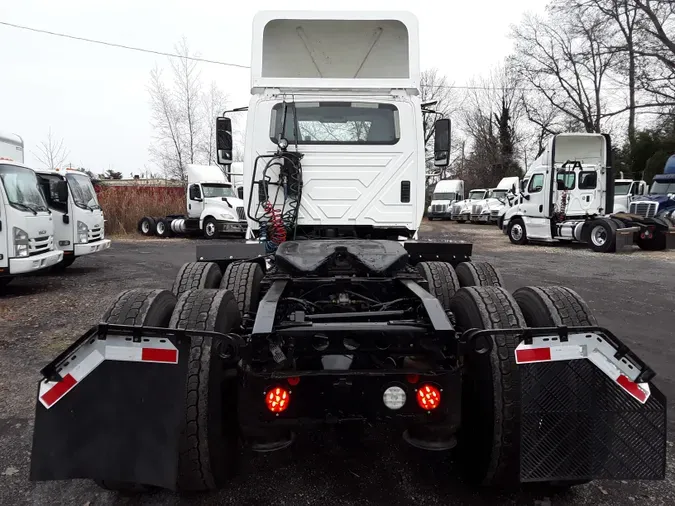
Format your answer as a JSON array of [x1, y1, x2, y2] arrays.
[[1, 221, 673, 506]]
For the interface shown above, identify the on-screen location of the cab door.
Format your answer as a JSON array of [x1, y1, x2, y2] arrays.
[[520, 172, 551, 239]]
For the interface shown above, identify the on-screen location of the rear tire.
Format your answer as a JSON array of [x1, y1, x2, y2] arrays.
[[220, 262, 264, 315], [449, 286, 525, 487], [587, 219, 617, 253], [513, 286, 597, 488], [170, 289, 242, 492], [155, 218, 172, 238], [172, 262, 222, 297], [455, 262, 504, 288], [95, 288, 177, 494], [416, 261, 460, 309], [0, 277, 14, 290], [138, 217, 156, 236]]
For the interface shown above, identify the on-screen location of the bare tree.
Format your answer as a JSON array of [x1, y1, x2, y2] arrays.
[[510, 8, 619, 133], [171, 37, 202, 165], [34, 128, 70, 169], [148, 66, 185, 179]]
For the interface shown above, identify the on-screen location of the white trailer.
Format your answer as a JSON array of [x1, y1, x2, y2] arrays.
[[502, 133, 675, 252], [35, 168, 111, 269], [138, 164, 248, 239], [427, 179, 464, 220], [0, 132, 63, 289]]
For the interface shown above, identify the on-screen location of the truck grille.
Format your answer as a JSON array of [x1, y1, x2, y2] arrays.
[[472, 204, 483, 215], [432, 204, 446, 213], [29, 235, 52, 256], [236, 207, 246, 221], [89, 227, 103, 242], [629, 201, 657, 218]]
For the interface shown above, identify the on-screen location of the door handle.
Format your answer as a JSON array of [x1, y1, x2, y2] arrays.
[[539, 205, 543, 212]]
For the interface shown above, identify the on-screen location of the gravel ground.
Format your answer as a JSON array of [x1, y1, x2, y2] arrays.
[[0, 221, 673, 506]]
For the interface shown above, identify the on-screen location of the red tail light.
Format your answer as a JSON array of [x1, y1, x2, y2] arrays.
[[265, 386, 290, 413], [416, 384, 441, 410]]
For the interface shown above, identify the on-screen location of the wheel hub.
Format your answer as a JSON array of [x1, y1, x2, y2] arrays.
[[511, 224, 523, 241], [591, 225, 607, 246]]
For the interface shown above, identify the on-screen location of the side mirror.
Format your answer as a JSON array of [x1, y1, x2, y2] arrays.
[[55, 180, 69, 202], [433, 118, 451, 167], [216, 117, 233, 165], [189, 184, 202, 201], [237, 186, 244, 200]]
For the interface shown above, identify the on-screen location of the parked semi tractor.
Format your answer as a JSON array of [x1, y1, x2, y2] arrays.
[[137, 164, 247, 239], [427, 179, 464, 220], [469, 176, 520, 224], [628, 154, 675, 222], [35, 168, 110, 270], [614, 175, 647, 213], [450, 188, 487, 222], [31, 11, 665, 495], [503, 133, 675, 252], [0, 131, 63, 289]]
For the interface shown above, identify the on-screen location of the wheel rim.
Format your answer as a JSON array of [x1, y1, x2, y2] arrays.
[[591, 225, 607, 246], [141, 221, 149, 233], [511, 223, 523, 241], [157, 222, 165, 234], [205, 222, 215, 236]]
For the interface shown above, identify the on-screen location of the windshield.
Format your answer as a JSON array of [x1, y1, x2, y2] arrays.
[[433, 192, 457, 201], [66, 172, 99, 210], [489, 189, 508, 199], [271, 102, 400, 145], [650, 181, 675, 195], [469, 190, 486, 200], [0, 164, 49, 212], [614, 182, 631, 195], [202, 184, 236, 198]]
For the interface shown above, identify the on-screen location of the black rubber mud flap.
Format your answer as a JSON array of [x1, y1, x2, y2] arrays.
[[519, 360, 667, 482], [30, 332, 191, 490]]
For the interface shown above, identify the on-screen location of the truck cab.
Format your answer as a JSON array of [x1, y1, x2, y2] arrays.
[[427, 179, 464, 220], [614, 178, 647, 213], [35, 168, 110, 269], [450, 189, 487, 222], [0, 159, 63, 288], [628, 155, 675, 219], [470, 176, 520, 224]]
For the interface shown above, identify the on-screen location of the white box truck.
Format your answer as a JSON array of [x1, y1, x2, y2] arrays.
[[137, 164, 248, 239], [35, 168, 111, 269], [0, 131, 63, 289], [427, 179, 464, 220]]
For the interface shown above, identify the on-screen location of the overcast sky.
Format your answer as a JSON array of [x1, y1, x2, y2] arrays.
[[1, 0, 547, 177]]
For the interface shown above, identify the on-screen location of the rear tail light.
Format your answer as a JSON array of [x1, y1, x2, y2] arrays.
[[265, 386, 290, 413], [416, 384, 441, 411]]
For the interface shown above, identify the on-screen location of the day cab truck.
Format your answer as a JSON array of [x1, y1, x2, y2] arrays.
[[450, 188, 488, 222], [137, 164, 247, 239], [427, 179, 464, 220], [469, 176, 520, 224], [35, 168, 110, 270], [614, 176, 647, 213], [502, 133, 675, 252], [30, 11, 666, 496], [628, 154, 675, 222], [0, 131, 63, 289]]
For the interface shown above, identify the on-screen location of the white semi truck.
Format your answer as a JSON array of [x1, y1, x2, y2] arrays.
[[138, 164, 247, 239], [0, 131, 63, 289], [35, 168, 111, 270], [30, 11, 666, 496], [469, 176, 520, 224], [427, 179, 464, 220], [502, 133, 675, 252], [450, 188, 488, 222], [613, 176, 647, 213]]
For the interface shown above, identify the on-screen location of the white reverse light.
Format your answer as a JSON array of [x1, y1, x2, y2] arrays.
[[383, 386, 406, 410]]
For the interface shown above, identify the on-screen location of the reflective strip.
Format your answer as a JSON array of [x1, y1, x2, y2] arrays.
[[38, 335, 178, 409], [515, 332, 651, 404]]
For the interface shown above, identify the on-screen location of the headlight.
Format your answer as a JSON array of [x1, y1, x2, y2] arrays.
[[13, 227, 29, 257], [77, 221, 89, 243], [427, 206, 431, 213], [219, 212, 235, 220]]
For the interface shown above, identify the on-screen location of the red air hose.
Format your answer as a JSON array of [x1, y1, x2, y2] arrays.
[[263, 201, 287, 245]]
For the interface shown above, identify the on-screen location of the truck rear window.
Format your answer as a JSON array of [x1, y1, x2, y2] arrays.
[[270, 102, 400, 145]]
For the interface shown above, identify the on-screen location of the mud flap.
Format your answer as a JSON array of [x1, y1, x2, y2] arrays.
[[516, 331, 667, 482], [665, 228, 675, 250], [614, 226, 638, 252], [30, 327, 191, 490]]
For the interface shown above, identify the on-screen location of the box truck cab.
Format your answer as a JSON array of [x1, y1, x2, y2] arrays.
[[35, 168, 110, 269], [427, 179, 464, 220], [0, 142, 63, 289]]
